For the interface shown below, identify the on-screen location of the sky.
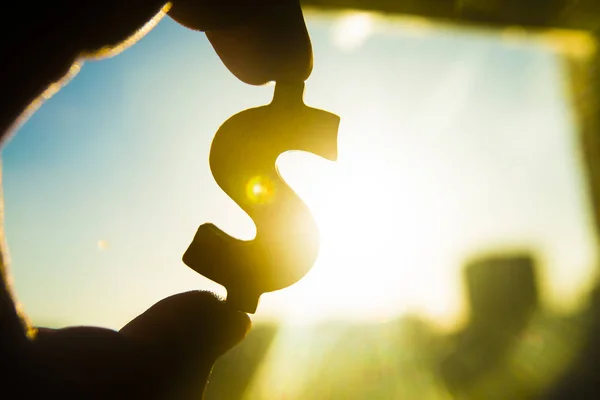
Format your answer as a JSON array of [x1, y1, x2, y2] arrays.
[[2, 9, 598, 330]]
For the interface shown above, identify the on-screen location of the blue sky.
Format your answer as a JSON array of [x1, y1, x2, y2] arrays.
[[2, 11, 597, 329]]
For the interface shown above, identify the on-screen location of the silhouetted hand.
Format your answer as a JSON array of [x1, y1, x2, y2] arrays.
[[0, 1, 312, 398], [29, 292, 250, 398]]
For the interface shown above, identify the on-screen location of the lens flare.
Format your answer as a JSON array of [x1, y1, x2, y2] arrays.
[[246, 176, 275, 204]]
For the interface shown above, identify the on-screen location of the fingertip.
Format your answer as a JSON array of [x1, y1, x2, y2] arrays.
[[196, 292, 252, 356], [206, 18, 313, 85], [169, 0, 313, 85], [207, 1, 313, 85], [120, 290, 251, 356], [224, 307, 252, 349]]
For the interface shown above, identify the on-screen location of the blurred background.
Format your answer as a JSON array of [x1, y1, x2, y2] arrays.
[[3, 1, 600, 399]]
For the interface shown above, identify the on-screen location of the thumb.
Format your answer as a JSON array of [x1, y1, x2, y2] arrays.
[[120, 291, 251, 398]]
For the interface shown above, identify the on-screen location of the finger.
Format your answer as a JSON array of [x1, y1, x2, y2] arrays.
[[169, 0, 312, 85], [120, 291, 251, 397], [120, 291, 250, 356], [2, 0, 168, 137]]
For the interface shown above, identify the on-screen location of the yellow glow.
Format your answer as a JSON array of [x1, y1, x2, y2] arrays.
[[246, 175, 275, 204], [331, 12, 376, 51], [258, 123, 467, 329], [500, 27, 596, 60]]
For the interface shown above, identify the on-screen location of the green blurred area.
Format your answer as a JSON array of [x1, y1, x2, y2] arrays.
[[204, 255, 593, 399]]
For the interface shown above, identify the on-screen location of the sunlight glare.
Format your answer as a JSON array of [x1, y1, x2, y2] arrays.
[[331, 12, 375, 52], [260, 120, 466, 328]]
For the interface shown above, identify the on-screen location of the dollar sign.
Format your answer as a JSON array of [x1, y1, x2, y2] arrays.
[[183, 82, 340, 313]]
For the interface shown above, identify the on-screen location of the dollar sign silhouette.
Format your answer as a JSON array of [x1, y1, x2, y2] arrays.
[[183, 82, 340, 313]]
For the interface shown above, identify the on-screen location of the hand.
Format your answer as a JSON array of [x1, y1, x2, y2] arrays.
[[28, 292, 250, 398], [0, 1, 312, 398]]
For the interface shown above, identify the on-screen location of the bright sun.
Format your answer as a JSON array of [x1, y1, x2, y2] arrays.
[[255, 128, 466, 328]]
